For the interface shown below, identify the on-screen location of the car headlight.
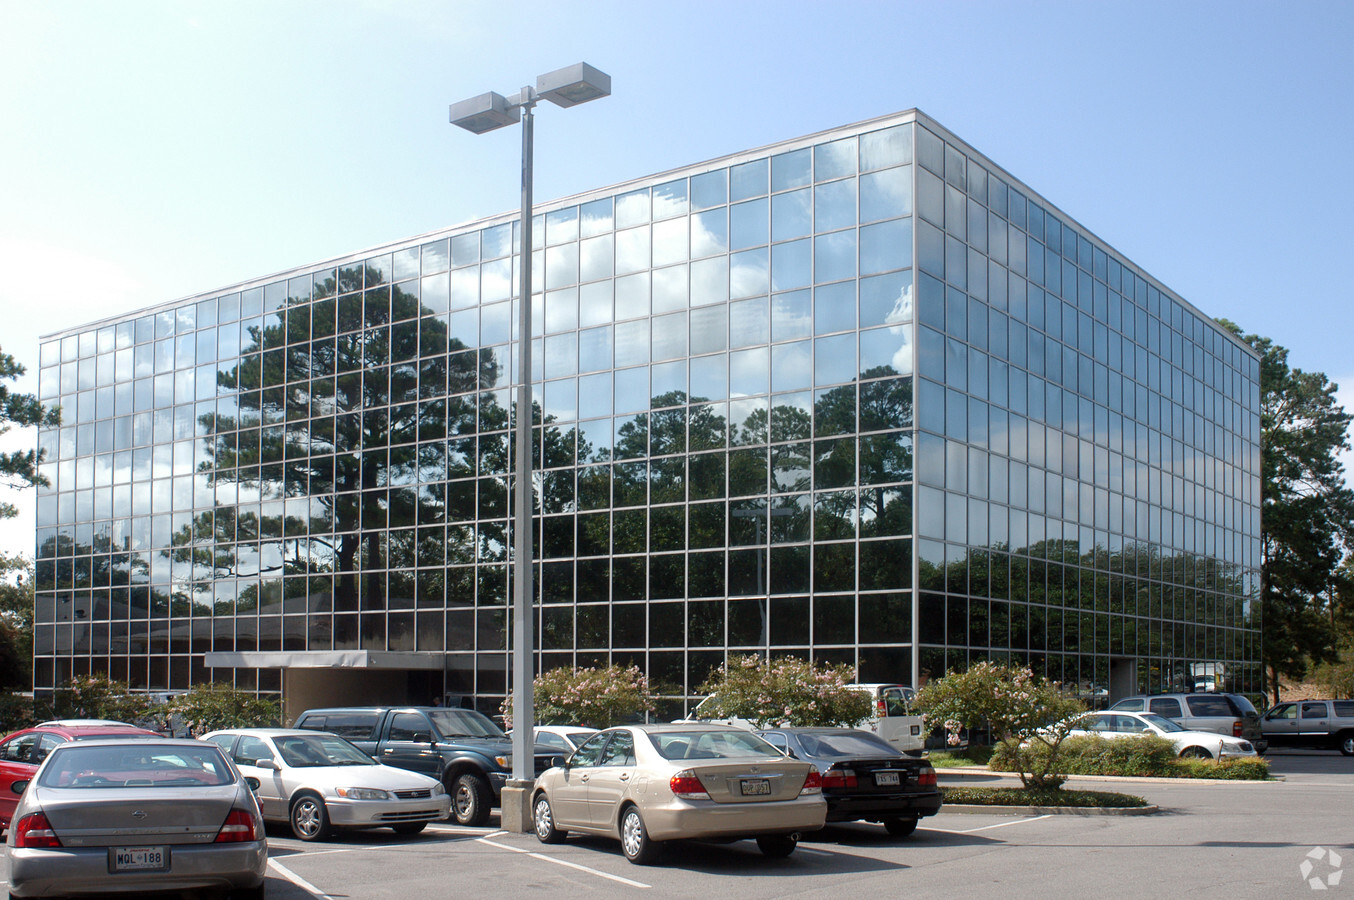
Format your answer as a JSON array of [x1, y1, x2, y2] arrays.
[[335, 787, 390, 801], [495, 755, 511, 768]]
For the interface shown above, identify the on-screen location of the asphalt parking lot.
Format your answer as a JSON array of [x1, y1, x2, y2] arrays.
[[5, 749, 1351, 899]]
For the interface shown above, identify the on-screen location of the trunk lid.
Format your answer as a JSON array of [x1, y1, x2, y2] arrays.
[[37, 784, 241, 847], [692, 760, 813, 803]]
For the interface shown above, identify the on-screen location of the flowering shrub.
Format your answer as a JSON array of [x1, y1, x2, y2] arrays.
[[695, 655, 873, 728], [502, 664, 655, 729], [915, 661, 1085, 790], [166, 684, 280, 734]]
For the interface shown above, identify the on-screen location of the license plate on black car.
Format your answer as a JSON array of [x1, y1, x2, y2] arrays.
[[740, 778, 771, 795], [111, 846, 168, 872], [875, 771, 900, 786]]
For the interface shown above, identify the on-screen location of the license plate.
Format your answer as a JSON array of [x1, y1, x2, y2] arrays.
[[875, 771, 901, 787], [111, 847, 169, 872], [740, 778, 771, 796]]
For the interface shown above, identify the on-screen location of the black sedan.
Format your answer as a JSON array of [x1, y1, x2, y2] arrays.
[[755, 727, 941, 836]]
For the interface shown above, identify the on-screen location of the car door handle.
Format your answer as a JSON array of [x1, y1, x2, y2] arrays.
[[580, 774, 590, 783], [619, 773, 630, 781]]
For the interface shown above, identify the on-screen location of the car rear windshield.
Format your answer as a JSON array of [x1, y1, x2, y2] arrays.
[[1185, 696, 1236, 717], [429, 709, 504, 738], [649, 730, 779, 760], [796, 731, 899, 758], [299, 714, 379, 740], [40, 745, 236, 788]]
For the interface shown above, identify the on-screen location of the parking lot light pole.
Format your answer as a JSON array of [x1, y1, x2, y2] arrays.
[[449, 63, 610, 834]]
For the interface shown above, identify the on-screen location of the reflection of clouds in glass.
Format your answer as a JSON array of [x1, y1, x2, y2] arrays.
[[580, 234, 613, 282], [731, 249, 768, 299], [616, 226, 651, 275], [481, 259, 512, 303], [652, 218, 688, 267], [691, 210, 727, 258], [730, 347, 769, 398], [691, 256, 728, 307], [885, 281, 913, 325], [616, 189, 650, 228]]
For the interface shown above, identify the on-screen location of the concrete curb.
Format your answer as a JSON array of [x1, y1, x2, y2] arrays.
[[937, 766, 1283, 785], [941, 803, 1160, 816]]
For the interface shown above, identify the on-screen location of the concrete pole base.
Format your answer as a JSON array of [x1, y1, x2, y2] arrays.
[[500, 780, 536, 834]]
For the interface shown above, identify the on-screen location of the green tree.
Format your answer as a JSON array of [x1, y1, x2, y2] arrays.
[[696, 654, 873, 728], [0, 554, 34, 689], [51, 674, 155, 724], [503, 663, 655, 729], [165, 683, 281, 734], [0, 346, 61, 519], [915, 661, 1085, 791], [1220, 323, 1354, 702]]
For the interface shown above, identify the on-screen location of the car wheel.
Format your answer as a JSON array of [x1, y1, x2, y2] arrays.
[[756, 833, 798, 858], [392, 822, 427, 835], [451, 773, 492, 826], [290, 793, 331, 841], [884, 817, 919, 837], [1339, 733, 1354, 757], [620, 805, 661, 864], [533, 794, 567, 844], [1179, 746, 1213, 759]]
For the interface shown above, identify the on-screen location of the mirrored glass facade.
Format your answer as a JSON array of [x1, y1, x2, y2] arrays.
[[32, 111, 1261, 715]]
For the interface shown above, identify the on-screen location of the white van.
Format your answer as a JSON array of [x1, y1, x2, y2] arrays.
[[847, 683, 926, 756]]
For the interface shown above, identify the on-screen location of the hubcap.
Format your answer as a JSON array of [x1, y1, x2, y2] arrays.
[[455, 784, 474, 818], [621, 811, 642, 857], [295, 801, 320, 836], [534, 799, 552, 837]]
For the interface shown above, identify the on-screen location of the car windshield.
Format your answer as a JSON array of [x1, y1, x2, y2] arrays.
[[275, 734, 376, 767], [40, 744, 236, 788], [649, 730, 780, 760], [1139, 713, 1186, 733], [796, 731, 899, 758], [429, 709, 505, 739]]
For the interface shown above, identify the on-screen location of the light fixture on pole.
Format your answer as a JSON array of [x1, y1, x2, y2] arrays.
[[449, 62, 610, 833]]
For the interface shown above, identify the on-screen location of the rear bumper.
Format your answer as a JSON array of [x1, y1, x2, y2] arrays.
[[637, 796, 827, 841], [824, 790, 943, 823], [8, 841, 267, 897]]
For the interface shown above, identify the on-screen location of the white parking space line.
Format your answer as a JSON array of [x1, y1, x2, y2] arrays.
[[476, 836, 651, 888], [932, 815, 1054, 834], [269, 858, 336, 900]]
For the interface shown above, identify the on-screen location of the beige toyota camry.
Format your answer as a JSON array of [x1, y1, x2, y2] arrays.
[[531, 723, 825, 864]]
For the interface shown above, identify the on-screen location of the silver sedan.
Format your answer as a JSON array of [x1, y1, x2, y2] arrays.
[[204, 728, 450, 841], [6, 738, 266, 899], [532, 724, 826, 864]]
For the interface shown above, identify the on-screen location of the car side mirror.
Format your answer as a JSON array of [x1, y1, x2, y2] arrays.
[[11, 779, 29, 795], [549, 755, 567, 769], [251, 759, 280, 771], [412, 732, 432, 744], [245, 777, 261, 792]]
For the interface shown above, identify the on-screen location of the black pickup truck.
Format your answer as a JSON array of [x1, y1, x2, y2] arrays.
[[293, 706, 560, 825]]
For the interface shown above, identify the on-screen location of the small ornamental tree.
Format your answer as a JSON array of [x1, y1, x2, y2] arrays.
[[51, 674, 155, 724], [695, 654, 873, 728], [503, 664, 655, 729], [915, 661, 1085, 791], [165, 684, 281, 734]]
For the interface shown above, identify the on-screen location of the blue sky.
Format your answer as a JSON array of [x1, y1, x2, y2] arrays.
[[1, 0, 1352, 555]]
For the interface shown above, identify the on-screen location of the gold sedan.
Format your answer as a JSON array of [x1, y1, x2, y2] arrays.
[[531, 724, 826, 864]]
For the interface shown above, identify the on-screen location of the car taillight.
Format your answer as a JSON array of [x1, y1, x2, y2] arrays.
[[670, 770, 710, 799], [821, 767, 857, 789], [13, 813, 61, 849], [800, 768, 822, 795], [917, 767, 938, 787], [1233, 720, 1243, 737], [876, 698, 887, 717], [215, 808, 260, 843]]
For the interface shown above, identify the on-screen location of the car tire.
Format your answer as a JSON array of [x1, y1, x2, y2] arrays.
[[290, 793, 332, 841], [884, 817, 919, 837], [756, 834, 798, 858], [620, 805, 661, 865], [1179, 746, 1213, 759], [1339, 733, 1354, 757], [392, 822, 427, 835], [533, 794, 567, 844], [451, 772, 492, 826]]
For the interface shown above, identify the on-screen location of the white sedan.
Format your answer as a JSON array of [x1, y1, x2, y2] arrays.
[[508, 725, 601, 755], [203, 728, 450, 841], [1068, 711, 1258, 759]]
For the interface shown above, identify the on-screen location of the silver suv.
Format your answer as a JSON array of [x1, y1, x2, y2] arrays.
[[1109, 693, 1266, 753]]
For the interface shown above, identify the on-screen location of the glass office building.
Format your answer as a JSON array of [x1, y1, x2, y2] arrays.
[[32, 110, 1262, 716]]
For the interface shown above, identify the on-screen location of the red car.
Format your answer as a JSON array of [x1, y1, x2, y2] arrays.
[[0, 720, 161, 831]]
